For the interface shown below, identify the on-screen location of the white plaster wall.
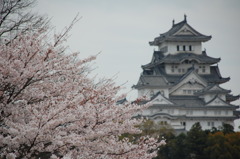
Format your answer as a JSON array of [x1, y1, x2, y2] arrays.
[[196, 64, 210, 74], [176, 120, 234, 131], [173, 83, 204, 95], [138, 89, 145, 97], [192, 110, 202, 116], [198, 110, 233, 117], [184, 120, 220, 130], [171, 121, 182, 127], [161, 109, 169, 114], [203, 94, 215, 103], [159, 42, 202, 55], [141, 109, 151, 116], [200, 121, 224, 130], [203, 94, 226, 103], [185, 121, 197, 130], [176, 109, 234, 117], [179, 110, 186, 116], [207, 99, 228, 106], [165, 64, 210, 75], [142, 108, 160, 116], [141, 107, 235, 131], [218, 94, 226, 101]]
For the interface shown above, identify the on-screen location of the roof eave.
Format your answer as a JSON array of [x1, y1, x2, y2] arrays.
[[149, 36, 211, 46]]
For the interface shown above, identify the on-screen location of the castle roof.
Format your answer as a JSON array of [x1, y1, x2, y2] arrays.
[[196, 84, 231, 95], [133, 75, 169, 89], [149, 16, 211, 46], [169, 95, 205, 107], [155, 95, 238, 109], [226, 94, 240, 102], [201, 66, 230, 84], [133, 64, 230, 89], [133, 16, 239, 130], [142, 51, 220, 69]]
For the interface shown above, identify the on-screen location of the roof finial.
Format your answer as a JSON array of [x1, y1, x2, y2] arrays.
[[172, 19, 175, 26], [184, 14, 187, 22], [202, 48, 207, 55]]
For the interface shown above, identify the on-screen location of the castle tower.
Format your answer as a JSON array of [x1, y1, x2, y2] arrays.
[[133, 16, 239, 131]]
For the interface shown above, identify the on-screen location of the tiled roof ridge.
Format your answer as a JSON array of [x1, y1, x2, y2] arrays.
[[142, 52, 220, 69], [149, 16, 211, 46]]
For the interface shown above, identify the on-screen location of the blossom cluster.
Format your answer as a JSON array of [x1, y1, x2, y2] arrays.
[[0, 30, 165, 159]]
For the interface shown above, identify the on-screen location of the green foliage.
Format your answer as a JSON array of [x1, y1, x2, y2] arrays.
[[155, 133, 187, 159], [119, 120, 174, 147], [120, 121, 240, 159], [156, 122, 240, 159], [185, 122, 208, 159], [220, 123, 235, 134], [204, 131, 240, 159], [139, 120, 175, 139]]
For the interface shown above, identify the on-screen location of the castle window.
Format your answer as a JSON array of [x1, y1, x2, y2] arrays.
[[225, 111, 228, 115], [204, 110, 207, 115], [160, 121, 167, 125], [183, 60, 189, 64], [208, 121, 215, 127], [214, 111, 221, 115], [171, 65, 178, 73], [177, 68, 185, 73], [199, 65, 206, 73], [189, 45, 192, 51], [181, 122, 186, 126], [202, 66, 206, 73], [187, 110, 193, 115], [207, 122, 210, 126], [177, 45, 180, 51], [193, 90, 198, 94], [208, 122, 215, 127], [171, 65, 174, 72], [183, 45, 186, 51]]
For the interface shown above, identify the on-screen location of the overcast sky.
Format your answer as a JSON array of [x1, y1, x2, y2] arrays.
[[35, 1, 240, 105]]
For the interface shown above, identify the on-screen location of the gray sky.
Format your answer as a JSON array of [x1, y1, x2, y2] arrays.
[[35, 0, 240, 106]]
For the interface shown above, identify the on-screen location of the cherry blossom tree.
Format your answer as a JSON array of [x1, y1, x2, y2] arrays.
[[0, 17, 165, 159]]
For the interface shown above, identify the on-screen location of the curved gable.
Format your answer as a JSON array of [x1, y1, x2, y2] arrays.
[[173, 24, 198, 36], [206, 96, 230, 106], [152, 93, 174, 105], [170, 70, 207, 94]]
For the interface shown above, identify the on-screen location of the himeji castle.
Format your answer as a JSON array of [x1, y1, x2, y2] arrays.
[[133, 15, 239, 132]]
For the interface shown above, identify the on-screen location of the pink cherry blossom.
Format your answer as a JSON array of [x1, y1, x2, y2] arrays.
[[0, 28, 165, 158]]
